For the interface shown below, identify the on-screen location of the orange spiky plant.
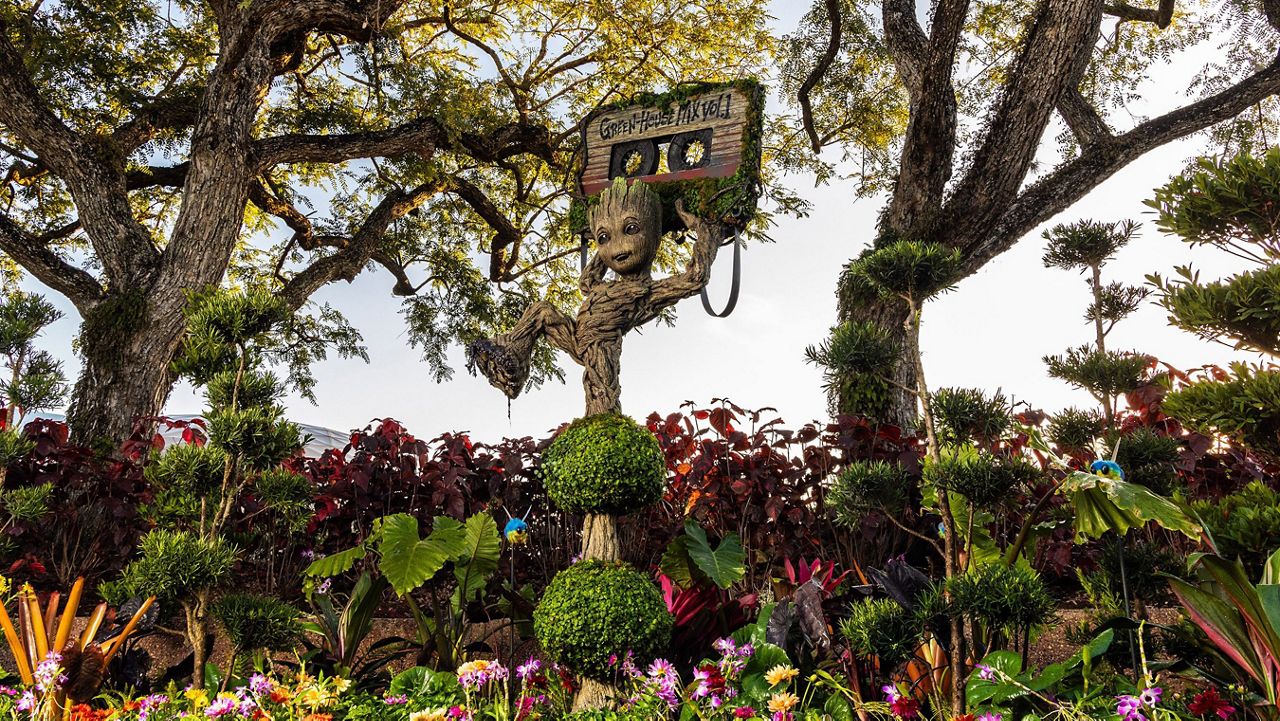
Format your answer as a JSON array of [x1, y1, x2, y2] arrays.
[[0, 578, 154, 719]]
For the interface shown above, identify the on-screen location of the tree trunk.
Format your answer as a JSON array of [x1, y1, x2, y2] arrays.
[[65, 289, 184, 447], [840, 296, 918, 429]]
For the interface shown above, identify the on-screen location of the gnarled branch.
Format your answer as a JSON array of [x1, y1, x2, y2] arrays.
[[1058, 87, 1113, 147], [0, 213, 103, 310]]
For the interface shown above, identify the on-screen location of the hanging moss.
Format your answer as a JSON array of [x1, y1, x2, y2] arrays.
[[78, 288, 148, 366], [568, 79, 765, 235]]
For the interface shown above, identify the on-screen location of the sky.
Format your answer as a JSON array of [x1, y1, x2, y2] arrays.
[[20, 5, 1265, 444]]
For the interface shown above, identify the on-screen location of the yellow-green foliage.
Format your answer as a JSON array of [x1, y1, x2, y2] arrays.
[[540, 413, 665, 515]]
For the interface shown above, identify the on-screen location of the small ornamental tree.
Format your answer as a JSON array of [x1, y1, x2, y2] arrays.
[[1041, 220, 1151, 424], [535, 413, 672, 710], [1147, 149, 1280, 461], [116, 288, 305, 687], [0, 290, 67, 428]]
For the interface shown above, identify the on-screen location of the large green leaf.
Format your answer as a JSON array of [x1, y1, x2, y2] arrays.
[[304, 544, 368, 578], [658, 535, 698, 588], [1168, 575, 1269, 697], [683, 519, 745, 589], [741, 643, 791, 699], [1060, 470, 1201, 541], [377, 514, 467, 596], [453, 513, 501, 606]]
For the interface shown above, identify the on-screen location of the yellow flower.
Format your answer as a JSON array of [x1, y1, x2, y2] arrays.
[[183, 689, 209, 709], [0, 574, 10, 597], [767, 692, 799, 714], [331, 677, 352, 694], [765, 665, 798, 687], [295, 687, 331, 710], [456, 660, 490, 677], [408, 711, 449, 721]]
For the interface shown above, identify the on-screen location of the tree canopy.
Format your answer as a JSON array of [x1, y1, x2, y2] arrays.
[[0, 0, 772, 441]]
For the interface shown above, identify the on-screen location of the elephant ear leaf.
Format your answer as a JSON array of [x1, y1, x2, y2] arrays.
[[304, 545, 368, 578], [453, 513, 501, 606], [378, 514, 467, 596], [684, 519, 746, 589], [1060, 470, 1201, 541]]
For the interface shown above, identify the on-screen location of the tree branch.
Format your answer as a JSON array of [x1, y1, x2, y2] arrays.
[[254, 117, 552, 170], [798, 0, 843, 153], [449, 176, 522, 281], [1104, 0, 1175, 28], [881, 0, 927, 95], [0, 213, 103, 310], [962, 51, 1280, 279], [939, 0, 1103, 242], [0, 20, 161, 285], [1057, 87, 1113, 147], [882, 0, 970, 234], [277, 180, 446, 309]]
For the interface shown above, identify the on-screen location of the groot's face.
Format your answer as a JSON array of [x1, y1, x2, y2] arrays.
[[594, 212, 660, 276]]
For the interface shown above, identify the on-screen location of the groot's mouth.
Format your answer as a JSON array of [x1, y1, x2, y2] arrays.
[[612, 251, 633, 263]]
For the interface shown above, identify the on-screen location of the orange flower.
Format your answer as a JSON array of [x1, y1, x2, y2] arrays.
[[303, 714, 332, 721], [269, 689, 292, 704]]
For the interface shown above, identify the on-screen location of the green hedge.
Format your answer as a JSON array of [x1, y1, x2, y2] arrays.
[[540, 414, 665, 515], [533, 561, 672, 679]]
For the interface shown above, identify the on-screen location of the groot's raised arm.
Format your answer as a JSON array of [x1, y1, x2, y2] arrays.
[[467, 178, 730, 414]]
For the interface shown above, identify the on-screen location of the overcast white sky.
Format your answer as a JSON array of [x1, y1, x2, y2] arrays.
[[22, 6, 1265, 442]]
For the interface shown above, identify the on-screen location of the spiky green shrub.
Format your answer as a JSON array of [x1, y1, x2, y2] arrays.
[[805, 320, 899, 417], [0, 482, 51, 523], [118, 529, 237, 602], [828, 460, 913, 524], [840, 598, 921, 668], [948, 563, 1055, 634], [930, 387, 1011, 444], [923, 447, 1040, 508], [533, 561, 672, 679], [212, 593, 303, 652], [1047, 408, 1105, 453], [1044, 345, 1150, 401], [540, 414, 665, 515], [1109, 428, 1182, 496]]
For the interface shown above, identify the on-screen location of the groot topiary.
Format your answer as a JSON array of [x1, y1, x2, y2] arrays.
[[534, 561, 673, 680], [541, 414, 665, 515]]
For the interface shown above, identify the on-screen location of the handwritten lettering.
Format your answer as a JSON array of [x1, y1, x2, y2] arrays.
[[597, 92, 734, 141]]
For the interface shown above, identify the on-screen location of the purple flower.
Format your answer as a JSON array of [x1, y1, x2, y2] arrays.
[[976, 664, 995, 681], [978, 714, 1002, 721], [882, 684, 900, 702], [248, 674, 272, 696], [16, 691, 35, 712], [383, 695, 409, 705], [205, 697, 238, 718], [315, 578, 332, 595], [1140, 687, 1162, 707], [516, 658, 541, 682]]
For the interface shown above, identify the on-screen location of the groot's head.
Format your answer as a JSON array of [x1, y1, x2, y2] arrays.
[[588, 178, 662, 277]]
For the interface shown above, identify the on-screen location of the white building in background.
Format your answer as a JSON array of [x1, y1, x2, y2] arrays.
[[31, 413, 351, 458]]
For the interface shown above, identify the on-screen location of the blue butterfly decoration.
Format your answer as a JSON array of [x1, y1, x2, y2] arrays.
[[1089, 459, 1125, 481]]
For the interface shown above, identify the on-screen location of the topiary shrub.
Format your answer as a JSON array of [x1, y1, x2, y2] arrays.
[[540, 414, 665, 515], [829, 460, 913, 524], [840, 598, 922, 668], [948, 563, 1055, 635], [533, 560, 673, 679], [212, 592, 302, 653], [923, 447, 1040, 508]]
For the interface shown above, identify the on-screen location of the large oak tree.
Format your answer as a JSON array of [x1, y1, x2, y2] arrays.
[[0, 0, 770, 443], [783, 0, 1280, 426]]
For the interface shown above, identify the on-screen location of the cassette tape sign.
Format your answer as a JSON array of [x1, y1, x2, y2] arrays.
[[579, 84, 761, 201]]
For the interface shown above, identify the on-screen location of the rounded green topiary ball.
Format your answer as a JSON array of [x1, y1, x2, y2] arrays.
[[541, 413, 665, 514], [533, 561, 673, 679]]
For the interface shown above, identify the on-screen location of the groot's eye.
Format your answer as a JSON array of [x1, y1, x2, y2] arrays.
[[597, 232, 610, 245], [624, 222, 640, 234]]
